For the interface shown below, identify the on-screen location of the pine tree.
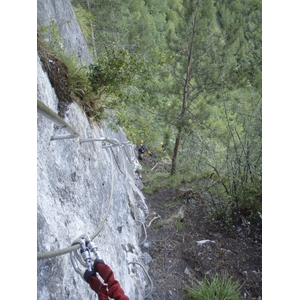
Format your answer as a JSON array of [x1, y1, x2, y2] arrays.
[[167, 0, 230, 175]]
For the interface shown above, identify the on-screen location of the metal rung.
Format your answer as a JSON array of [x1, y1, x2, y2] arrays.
[[79, 137, 118, 147], [51, 134, 79, 140], [37, 100, 79, 140], [38, 101, 134, 146], [79, 138, 132, 149]]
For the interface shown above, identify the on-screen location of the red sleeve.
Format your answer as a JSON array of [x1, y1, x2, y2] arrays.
[[95, 263, 130, 300]]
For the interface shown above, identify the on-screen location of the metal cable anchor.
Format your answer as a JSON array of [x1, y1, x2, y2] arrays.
[[70, 235, 102, 279]]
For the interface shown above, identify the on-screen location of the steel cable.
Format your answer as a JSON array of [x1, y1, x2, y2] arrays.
[[128, 261, 153, 299], [134, 220, 148, 246], [37, 149, 114, 260]]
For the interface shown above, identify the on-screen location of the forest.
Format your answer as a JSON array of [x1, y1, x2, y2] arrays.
[[41, 0, 262, 232], [73, 0, 261, 228]]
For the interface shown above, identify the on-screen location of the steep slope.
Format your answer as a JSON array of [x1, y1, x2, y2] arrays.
[[37, 56, 148, 299], [37, 0, 149, 299]]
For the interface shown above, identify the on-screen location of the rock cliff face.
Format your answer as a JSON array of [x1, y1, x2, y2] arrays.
[[37, 1, 148, 299], [37, 0, 93, 64]]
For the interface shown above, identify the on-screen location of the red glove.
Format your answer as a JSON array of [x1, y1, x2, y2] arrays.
[[94, 260, 130, 300]]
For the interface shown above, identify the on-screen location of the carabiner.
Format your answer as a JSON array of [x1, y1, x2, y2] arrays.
[[80, 235, 102, 261], [70, 239, 85, 278], [70, 235, 102, 280]]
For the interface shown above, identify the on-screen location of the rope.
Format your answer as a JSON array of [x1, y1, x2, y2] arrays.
[[113, 143, 138, 176], [137, 201, 149, 219], [37, 149, 114, 260], [128, 261, 153, 299], [122, 143, 137, 165], [134, 220, 148, 246], [91, 148, 114, 240], [111, 147, 126, 176]]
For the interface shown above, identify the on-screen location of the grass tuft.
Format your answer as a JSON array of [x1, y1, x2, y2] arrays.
[[186, 273, 243, 300]]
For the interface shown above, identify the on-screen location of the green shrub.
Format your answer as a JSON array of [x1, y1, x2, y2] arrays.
[[205, 192, 235, 226], [55, 51, 90, 97], [235, 173, 262, 223], [38, 22, 89, 98], [186, 273, 243, 300], [88, 41, 150, 96], [174, 218, 184, 231]]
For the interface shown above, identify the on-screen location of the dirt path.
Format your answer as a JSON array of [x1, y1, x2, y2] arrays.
[[139, 158, 262, 299]]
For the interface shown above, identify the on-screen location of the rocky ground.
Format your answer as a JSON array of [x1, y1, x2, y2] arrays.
[[137, 156, 262, 300]]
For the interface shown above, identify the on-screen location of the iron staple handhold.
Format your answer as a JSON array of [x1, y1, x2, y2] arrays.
[[37, 100, 79, 140]]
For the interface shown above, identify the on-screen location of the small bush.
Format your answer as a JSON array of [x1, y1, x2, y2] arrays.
[[174, 218, 184, 231], [88, 41, 150, 97], [186, 273, 243, 300], [55, 51, 89, 97]]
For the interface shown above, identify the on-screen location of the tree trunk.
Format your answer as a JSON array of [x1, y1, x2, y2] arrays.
[[171, 127, 182, 175], [170, 13, 197, 175]]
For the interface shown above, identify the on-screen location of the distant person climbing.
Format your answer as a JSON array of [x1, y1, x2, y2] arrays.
[[135, 140, 145, 160], [84, 258, 130, 300]]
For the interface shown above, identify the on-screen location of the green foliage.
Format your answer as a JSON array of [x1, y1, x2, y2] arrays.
[[142, 170, 204, 194], [234, 167, 262, 222], [39, 19, 71, 52], [57, 52, 90, 98], [73, 3, 94, 45], [143, 173, 183, 194], [68, 0, 262, 226], [204, 189, 236, 225], [215, 0, 262, 90], [188, 85, 262, 225], [38, 22, 89, 99], [174, 218, 184, 231], [87, 39, 151, 99], [186, 273, 243, 300]]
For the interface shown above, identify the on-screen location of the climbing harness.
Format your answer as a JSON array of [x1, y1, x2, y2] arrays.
[[70, 235, 102, 279], [141, 145, 145, 153]]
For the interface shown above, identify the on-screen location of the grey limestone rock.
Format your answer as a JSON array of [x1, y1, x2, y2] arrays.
[[37, 1, 149, 298], [37, 55, 148, 299], [37, 0, 93, 64]]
